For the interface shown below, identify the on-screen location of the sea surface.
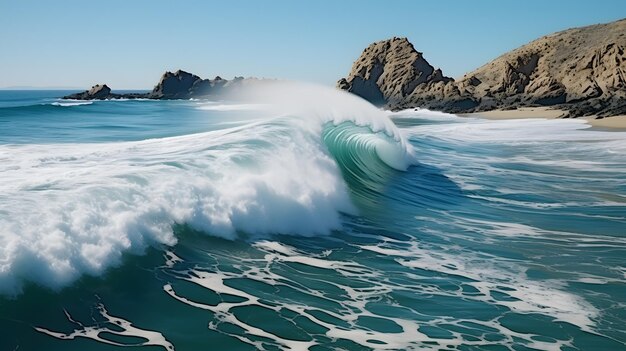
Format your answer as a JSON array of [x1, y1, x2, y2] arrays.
[[0, 87, 625, 351]]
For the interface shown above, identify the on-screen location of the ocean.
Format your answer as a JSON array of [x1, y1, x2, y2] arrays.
[[0, 86, 624, 351]]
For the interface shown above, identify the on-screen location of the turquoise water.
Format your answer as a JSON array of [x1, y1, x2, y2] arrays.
[[0, 87, 624, 350]]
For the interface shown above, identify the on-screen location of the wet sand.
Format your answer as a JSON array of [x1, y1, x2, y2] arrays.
[[462, 107, 626, 129]]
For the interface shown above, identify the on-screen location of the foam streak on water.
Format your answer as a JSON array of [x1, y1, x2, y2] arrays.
[[160, 241, 579, 350], [35, 304, 174, 350]]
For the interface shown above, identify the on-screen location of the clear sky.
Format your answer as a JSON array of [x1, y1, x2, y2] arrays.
[[1, 0, 625, 89]]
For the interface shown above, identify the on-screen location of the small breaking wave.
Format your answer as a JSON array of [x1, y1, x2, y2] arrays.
[[50, 101, 94, 107]]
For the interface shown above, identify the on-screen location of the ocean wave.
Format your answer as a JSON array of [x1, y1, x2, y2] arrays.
[[0, 100, 93, 113], [50, 101, 94, 107], [196, 103, 268, 111], [0, 83, 415, 295]]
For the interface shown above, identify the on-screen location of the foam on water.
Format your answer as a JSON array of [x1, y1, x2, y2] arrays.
[[361, 240, 598, 332], [401, 110, 626, 144], [35, 304, 174, 350], [50, 101, 94, 107], [196, 102, 269, 111], [159, 240, 580, 350]]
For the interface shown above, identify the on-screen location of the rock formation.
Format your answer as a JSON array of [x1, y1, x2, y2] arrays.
[[336, 37, 453, 106], [150, 70, 203, 99], [338, 18, 626, 118], [63, 70, 251, 100], [65, 84, 112, 100]]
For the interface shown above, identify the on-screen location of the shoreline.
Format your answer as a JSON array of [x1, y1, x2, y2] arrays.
[[460, 107, 626, 130]]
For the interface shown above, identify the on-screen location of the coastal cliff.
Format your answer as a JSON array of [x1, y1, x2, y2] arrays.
[[63, 70, 250, 100], [338, 19, 626, 118]]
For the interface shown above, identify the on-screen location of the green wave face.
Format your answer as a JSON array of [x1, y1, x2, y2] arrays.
[[322, 121, 407, 205]]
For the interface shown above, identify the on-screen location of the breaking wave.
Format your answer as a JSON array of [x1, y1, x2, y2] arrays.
[[0, 83, 416, 295]]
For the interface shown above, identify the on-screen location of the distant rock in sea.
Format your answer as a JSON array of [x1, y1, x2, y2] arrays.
[[150, 70, 203, 99], [63, 70, 253, 100], [338, 18, 626, 118], [66, 84, 112, 100]]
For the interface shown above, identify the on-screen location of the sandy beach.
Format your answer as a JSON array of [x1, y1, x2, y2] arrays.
[[582, 115, 626, 129], [461, 107, 565, 120], [463, 107, 626, 129]]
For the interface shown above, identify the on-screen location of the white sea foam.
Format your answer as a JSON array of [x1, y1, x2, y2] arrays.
[[0, 125, 350, 294], [405, 112, 626, 144], [196, 103, 269, 111], [360, 239, 599, 333], [391, 107, 462, 120], [35, 304, 174, 350], [50, 101, 93, 107], [160, 240, 575, 350]]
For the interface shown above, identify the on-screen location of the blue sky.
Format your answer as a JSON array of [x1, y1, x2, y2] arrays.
[[1, 0, 625, 89]]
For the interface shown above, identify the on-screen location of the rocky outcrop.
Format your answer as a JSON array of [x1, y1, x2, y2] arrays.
[[63, 70, 250, 100], [338, 18, 626, 118], [65, 84, 112, 100], [149, 70, 202, 99], [337, 37, 453, 106]]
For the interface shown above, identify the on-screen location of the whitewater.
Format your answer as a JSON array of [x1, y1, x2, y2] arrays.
[[0, 84, 624, 350]]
